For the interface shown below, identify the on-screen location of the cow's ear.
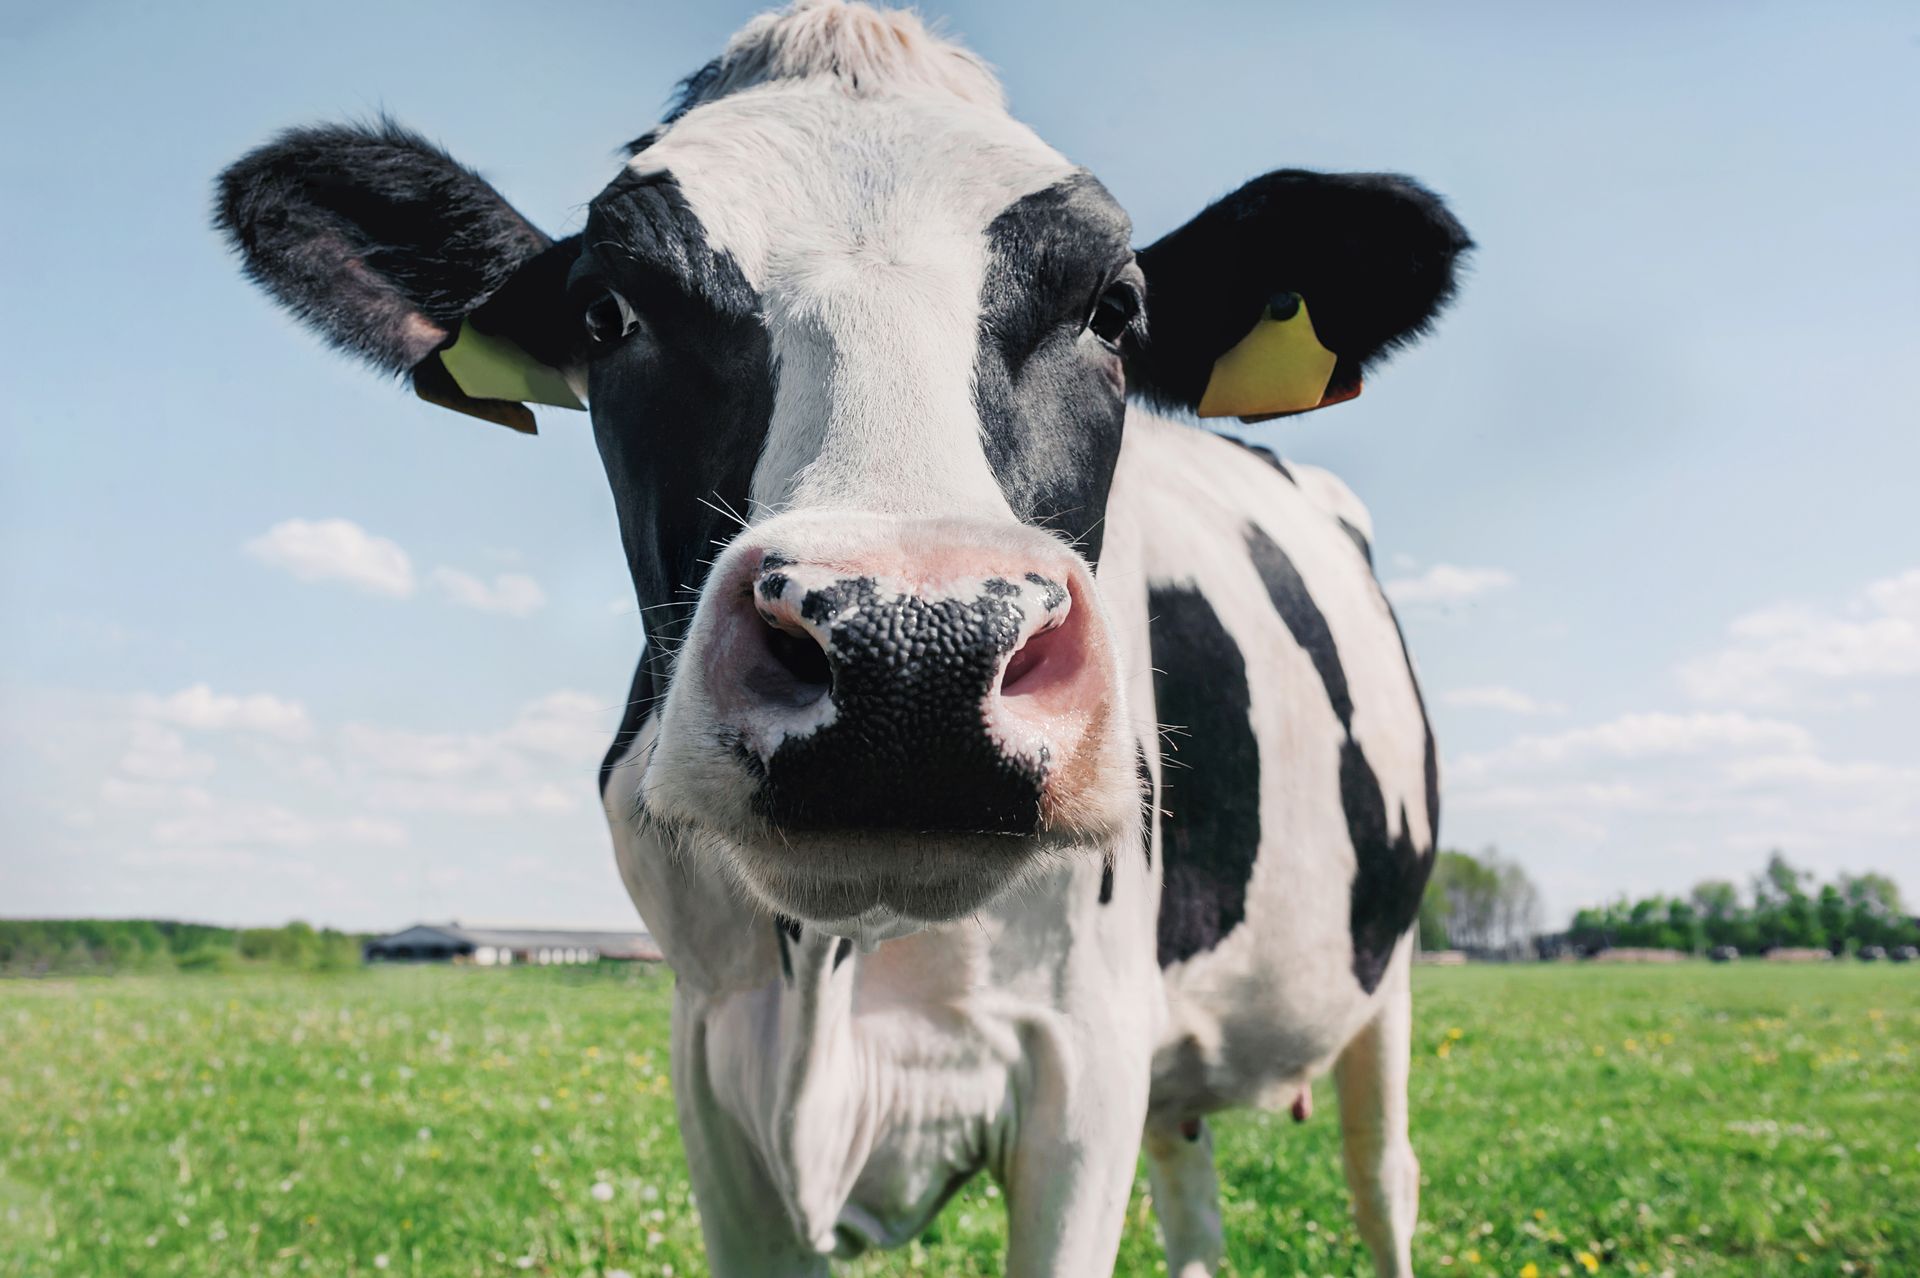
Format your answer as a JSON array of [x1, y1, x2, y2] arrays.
[[215, 119, 585, 434], [1127, 170, 1471, 422]]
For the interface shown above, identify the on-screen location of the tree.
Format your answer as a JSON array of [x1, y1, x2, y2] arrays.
[[1817, 885, 1850, 954], [1571, 853, 1914, 956], [1419, 848, 1542, 953], [1691, 880, 1740, 922]]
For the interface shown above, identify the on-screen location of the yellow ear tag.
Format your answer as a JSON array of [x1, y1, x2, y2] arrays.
[[1195, 293, 1338, 419], [437, 319, 584, 411]]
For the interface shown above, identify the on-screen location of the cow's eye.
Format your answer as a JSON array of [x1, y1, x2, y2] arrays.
[[583, 289, 639, 346], [1086, 283, 1139, 347]]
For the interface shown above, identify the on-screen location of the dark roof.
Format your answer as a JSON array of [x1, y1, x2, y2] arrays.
[[366, 923, 660, 959]]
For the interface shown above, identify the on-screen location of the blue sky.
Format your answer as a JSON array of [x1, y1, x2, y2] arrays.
[[3, 1, 1916, 931]]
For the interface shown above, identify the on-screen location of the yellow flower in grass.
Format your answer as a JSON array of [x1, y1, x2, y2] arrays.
[[1519, 1264, 1540, 1278], [1577, 1250, 1601, 1272]]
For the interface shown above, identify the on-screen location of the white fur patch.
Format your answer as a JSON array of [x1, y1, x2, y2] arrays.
[[629, 80, 1074, 523]]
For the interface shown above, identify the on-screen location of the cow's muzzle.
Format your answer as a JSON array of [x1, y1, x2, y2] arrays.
[[641, 515, 1133, 927], [730, 557, 1086, 834]]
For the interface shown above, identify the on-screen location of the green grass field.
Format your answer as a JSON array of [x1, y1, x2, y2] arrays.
[[2, 963, 1913, 1277]]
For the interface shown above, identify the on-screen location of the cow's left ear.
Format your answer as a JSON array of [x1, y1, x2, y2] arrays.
[[1127, 170, 1471, 422]]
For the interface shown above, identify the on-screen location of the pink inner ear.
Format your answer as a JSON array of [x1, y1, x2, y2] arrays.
[[399, 311, 450, 359]]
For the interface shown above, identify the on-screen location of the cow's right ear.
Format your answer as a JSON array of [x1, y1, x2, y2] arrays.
[[1126, 170, 1472, 423], [214, 119, 584, 434]]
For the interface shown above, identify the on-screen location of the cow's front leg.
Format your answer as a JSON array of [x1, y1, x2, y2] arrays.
[[999, 1011, 1152, 1277], [671, 995, 829, 1278]]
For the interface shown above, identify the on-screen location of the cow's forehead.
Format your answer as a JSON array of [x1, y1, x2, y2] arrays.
[[618, 81, 1082, 293]]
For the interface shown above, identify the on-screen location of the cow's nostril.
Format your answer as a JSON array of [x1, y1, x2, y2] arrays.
[[1002, 627, 1052, 694], [1000, 617, 1075, 699], [759, 620, 832, 706]]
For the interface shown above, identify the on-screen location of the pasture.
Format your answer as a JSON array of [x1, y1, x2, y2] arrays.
[[1, 964, 1912, 1278]]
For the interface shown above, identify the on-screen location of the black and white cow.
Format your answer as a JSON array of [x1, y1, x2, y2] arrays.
[[215, 3, 1469, 1273]]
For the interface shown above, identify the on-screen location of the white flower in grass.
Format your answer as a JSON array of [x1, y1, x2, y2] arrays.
[[373, 1256, 389, 1270], [591, 1181, 615, 1203]]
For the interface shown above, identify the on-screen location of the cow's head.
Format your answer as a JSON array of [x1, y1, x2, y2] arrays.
[[216, 0, 1469, 935]]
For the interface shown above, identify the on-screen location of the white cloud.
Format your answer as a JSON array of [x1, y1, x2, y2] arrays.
[[243, 520, 551, 619], [1443, 698, 1920, 924], [1451, 710, 1812, 781], [1718, 753, 1920, 791], [339, 722, 505, 780], [505, 691, 615, 761], [245, 518, 416, 598], [153, 802, 321, 849], [101, 778, 214, 810], [430, 567, 547, 617], [135, 684, 312, 740], [335, 690, 610, 817], [118, 722, 216, 782], [1679, 567, 1920, 707], [1382, 563, 1515, 607], [1439, 684, 1565, 715], [120, 847, 261, 870], [342, 818, 410, 848], [4, 686, 628, 928]]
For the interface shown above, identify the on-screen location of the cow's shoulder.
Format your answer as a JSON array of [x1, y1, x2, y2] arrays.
[[1281, 461, 1375, 568]]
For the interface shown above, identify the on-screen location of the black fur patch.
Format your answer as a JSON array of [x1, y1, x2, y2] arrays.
[[1386, 602, 1441, 859], [761, 577, 1045, 833], [1148, 587, 1261, 967], [1098, 859, 1114, 905], [1128, 170, 1472, 415], [974, 174, 1136, 565], [1336, 517, 1373, 567], [774, 914, 801, 980], [1243, 523, 1434, 993], [1225, 436, 1295, 484], [1135, 742, 1155, 870], [580, 170, 775, 753], [1341, 763, 1428, 994], [600, 658, 657, 796], [213, 118, 556, 375], [1245, 526, 1353, 730]]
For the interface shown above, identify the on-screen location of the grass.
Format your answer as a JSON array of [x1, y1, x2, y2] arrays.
[[1, 963, 1913, 1277]]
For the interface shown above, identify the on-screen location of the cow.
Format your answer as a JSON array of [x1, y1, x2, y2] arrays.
[[213, 2, 1469, 1274]]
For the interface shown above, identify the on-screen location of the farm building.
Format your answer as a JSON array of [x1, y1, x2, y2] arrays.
[[362, 923, 661, 966]]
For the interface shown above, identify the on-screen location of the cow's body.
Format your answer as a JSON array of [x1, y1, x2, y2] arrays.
[[601, 409, 1432, 1275], [215, 4, 1465, 1273]]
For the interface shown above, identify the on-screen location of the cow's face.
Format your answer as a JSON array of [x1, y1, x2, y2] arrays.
[[580, 69, 1147, 932], [215, 0, 1469, 935]]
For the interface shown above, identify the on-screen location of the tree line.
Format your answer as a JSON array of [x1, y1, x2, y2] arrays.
[[1567, 852, 1918, 955], [0, 918, 366, 976], [1417, 848, 1543, 955]]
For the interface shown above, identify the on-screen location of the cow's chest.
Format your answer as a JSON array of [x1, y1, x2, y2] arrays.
[[695, 928, 1064, 1256]]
